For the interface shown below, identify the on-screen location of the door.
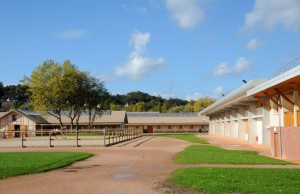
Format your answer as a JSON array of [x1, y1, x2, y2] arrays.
[[147, 126, 153, 133], [14, 125, 20, 138], [274, 133, 279, 157], [256, 119, 263, 144], [8, 124, 14, 138]]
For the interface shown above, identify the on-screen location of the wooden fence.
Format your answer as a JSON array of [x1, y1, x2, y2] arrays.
[[0, 128, 143, 148]]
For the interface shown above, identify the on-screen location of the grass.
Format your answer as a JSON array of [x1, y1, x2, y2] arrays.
[[170, 167, 300, 194], [0, 152, 93, 179], [174, 145, 292, 165], [153, 134, 208, 144]]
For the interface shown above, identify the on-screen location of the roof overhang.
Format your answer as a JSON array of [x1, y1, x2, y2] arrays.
[[247, 65, 300, 97], [200, 79, 267, 116]]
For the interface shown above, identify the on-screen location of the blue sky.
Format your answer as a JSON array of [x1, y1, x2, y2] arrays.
[[1, 0, 300, 100]]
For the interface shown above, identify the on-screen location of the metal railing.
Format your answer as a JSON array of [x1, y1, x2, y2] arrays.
[[275, 56, 300, 76], [0, 128, 143, 148]]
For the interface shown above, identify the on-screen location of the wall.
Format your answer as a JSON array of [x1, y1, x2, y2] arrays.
[[0, 112, 36, 131], [270, 126, 300, 160], [0, 112, 36, 138], [126, 124, 204, 133]]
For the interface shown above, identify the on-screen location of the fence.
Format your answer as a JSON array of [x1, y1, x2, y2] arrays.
[[105, 128, 143, 146], [0, 128, 143, 148]]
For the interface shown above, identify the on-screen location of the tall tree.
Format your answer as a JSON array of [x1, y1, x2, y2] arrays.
[[22, 60, 65, 126], [83, 74, 108, 129], [22, 60, 92, 128], [0, 82, 4, 99], [193, 96, 216, 112]]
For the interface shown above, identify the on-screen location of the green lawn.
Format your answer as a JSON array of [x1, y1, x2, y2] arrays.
[[174, 145, 292, 165], [170, 167, 300, 194], [153, 134, 208, 144], [0, 152, 93, 179]]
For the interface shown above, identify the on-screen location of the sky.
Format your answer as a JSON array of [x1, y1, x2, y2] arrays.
[[1, 0, 300, 101]]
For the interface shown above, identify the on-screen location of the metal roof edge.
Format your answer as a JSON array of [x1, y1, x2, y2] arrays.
[[200, 79, 267, 115], [247, 65, 300, 96]]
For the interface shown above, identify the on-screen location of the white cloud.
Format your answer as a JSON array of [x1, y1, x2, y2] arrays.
[[115, 31, 166, 80], [96, 73, 116, 82], [57, 29, 87, 39], [213, 57, 252, 76], [185, 86, 227, 101], [245, 38, 262, 51], [121, 3, 147, 13], [244, 0, 300, 32], [129, 32, 150, 53], [185, 92, 204, 101], [166, 0, 205, 29], [212, 86, 226, 98]]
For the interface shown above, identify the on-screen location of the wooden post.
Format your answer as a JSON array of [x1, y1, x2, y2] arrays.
[[108, 130, 111, 145], [293, 90, 299, 126], [103, 128, 106, 146], [49, 132, 52, 147], [21, 131, 24, 148], [76, 129, 79, 147]]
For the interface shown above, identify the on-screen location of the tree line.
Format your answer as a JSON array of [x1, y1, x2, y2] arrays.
[[0, 60, 216, 128]]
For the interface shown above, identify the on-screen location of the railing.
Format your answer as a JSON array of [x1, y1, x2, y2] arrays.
[[104, 128, 143, 146], [0, 128, 143, 148]]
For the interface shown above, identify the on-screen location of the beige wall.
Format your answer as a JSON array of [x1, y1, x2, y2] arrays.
[[0, 112, 36, 132]]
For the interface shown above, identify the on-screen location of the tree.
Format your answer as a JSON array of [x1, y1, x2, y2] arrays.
[[135, 102, 146, 112], [110, 103, 118, 110], [168, 105, 184, 113], [161, 101, 170, 113], [22, 60, 107, 129], [22, 60, 65, 127], [193, 96, 216, 112], [0, 82, 4, 99], [83, 74, 108, 129]]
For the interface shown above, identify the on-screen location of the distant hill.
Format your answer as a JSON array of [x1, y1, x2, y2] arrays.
[[0, 82, 215, 112]]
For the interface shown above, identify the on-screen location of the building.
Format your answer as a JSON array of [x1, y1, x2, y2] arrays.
[[0, 110, 209, 138], [126, 112, 209, 133], [0, 110, 127, 138], [200, 63, 300, 160]]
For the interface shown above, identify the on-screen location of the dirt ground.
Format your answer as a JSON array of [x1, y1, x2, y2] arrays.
[[0, 135, 299, 194], [0, 136, 191, 194]]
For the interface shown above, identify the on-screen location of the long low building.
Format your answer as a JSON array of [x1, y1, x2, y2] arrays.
[[0, 110, 209, 138], [200, 63, 300, 160], [126, 112, 209, 133]]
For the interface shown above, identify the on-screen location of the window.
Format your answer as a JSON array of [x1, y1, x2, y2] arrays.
[[12, 115, 17, 121]]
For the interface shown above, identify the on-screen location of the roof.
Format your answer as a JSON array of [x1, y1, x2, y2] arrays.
[[247, 65, 300, 97], [200, 79, 267, 116], [17, 110, 50, 124], [0, 112, 8, 118], [41, 110, 126, 125], [0, 110, 50, 124], [127, 112, 208, 125]]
